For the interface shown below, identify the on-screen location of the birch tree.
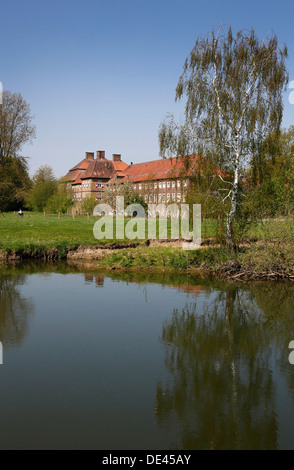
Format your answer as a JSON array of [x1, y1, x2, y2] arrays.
[[159, 26, 288, 247]]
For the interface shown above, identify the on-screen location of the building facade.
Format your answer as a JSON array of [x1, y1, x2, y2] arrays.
[[64, 151, 128, 202], [65, 150, 207, 205]]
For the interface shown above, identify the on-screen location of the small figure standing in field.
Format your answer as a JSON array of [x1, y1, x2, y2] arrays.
[[18, 209, 24, 218]]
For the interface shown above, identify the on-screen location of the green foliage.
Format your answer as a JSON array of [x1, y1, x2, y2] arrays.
[[28, 181, 57, 212], [27, 166, 57, 211], [82, 195, 97, 215], [103, 179, 147, 210], [46, 182, 74, 214], [0, 157, 32, 211], [248, 126, 294, 217]]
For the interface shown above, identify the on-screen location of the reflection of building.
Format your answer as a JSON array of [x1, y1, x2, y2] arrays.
[[177, 285, 204, 296], [84, 274, 105, 287], [65, 150, 224, 204]]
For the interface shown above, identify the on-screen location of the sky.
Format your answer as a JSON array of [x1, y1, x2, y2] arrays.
[[1, 0, 294, 177]]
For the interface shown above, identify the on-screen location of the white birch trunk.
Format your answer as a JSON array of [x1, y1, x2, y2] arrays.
[[226, 135, 240, 248]]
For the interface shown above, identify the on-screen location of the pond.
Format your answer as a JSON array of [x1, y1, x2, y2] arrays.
[[0, 263, 294, 450]]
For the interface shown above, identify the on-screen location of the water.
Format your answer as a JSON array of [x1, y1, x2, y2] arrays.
[[0, 263, 294, 450]]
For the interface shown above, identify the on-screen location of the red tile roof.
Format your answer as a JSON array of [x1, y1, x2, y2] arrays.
[[113, 160, 128, 177], [65, 153, 225, 188], [82, 159, 116, 179], [72, 177, 82, 185], [64, 158, 94, 182], [121, 155, 202, 183], [70, 158, 93, 171]]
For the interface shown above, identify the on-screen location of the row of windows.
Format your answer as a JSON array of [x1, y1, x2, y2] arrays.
[[79, 180, 104, 189], [143, 193, 182, 203], [135, 180, 187, 191]]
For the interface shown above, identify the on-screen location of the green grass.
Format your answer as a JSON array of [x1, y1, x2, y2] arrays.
[[0, 212, 218, 252], [98, 245, 234, 271], [1, 213, 294, 279], [0, 213, 100, 252]]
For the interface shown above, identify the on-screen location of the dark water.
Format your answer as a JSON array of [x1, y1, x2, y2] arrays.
[[0, 263, 294, 450]]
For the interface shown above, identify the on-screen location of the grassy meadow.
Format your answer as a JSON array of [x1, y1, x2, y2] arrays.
[[0, 212, 293, 278]]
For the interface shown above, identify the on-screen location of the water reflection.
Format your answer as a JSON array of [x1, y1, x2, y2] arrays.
[[0, 273, 34, 348], [84, 273, 105, 287], [156, 284, 294, 450], [0, 263, 294, 449]]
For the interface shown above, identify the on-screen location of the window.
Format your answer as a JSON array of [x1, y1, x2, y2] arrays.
[[159, 182, 162, 189], [162, 182, 166, 189], [158, 193, 162, 202], [172, 193, 176, 201], [167, 193, 170, 201], [154, 194, 157, 202], [177, 180, 181, 188], [167, 181, 170, 188], [162, 194, 166, 202], [183, 180, 187, 187], [139, 184, 142, 190], [134, 185, 136, 190], [154, 182, 157, 189], [145, 184, 148, 189], [96, 180, 102, 188], [172, 181, 176, 188], [144, 194, 148, 202], [177, 193, 181, 201], [96, 194, 102, 200]]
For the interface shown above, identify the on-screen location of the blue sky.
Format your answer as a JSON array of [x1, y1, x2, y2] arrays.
[[1, 0, 294, 177]]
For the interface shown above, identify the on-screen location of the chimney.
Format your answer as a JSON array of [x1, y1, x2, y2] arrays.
[[85, 152, 94, 160], [96, 150, 105, 160], [112, 154, 121, 162]]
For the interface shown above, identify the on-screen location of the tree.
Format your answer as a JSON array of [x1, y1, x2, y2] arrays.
[[159, 26, 288, 247], [249, 126, 294, 216], [82, 194, 97, 215], [0, 157, 32, 211], [32, 165, 55, 185], [0, 90, 36, 167], [251, 125, 294, 185], [28, 166, 57, 211], [46, 179, 74, 213], [103, 178, 147, 209]]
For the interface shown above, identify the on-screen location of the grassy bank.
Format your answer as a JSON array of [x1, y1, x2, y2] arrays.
[[0, 212, 293, 279], [96, 243, 294, 280]]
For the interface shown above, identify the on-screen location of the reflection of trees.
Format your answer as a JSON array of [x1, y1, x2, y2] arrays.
[[156, 286, 289, 450], [0, 274, 34, 348]]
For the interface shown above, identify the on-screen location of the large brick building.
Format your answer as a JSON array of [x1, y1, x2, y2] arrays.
[[64, 151, 128, 201], [64, 150, 208, 204]]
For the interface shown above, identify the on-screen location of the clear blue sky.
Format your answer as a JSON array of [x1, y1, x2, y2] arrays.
[[1, 0, 293, 177]]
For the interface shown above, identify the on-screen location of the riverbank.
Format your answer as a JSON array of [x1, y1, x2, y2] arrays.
[[1, 240, 294, 281], [1, 212, 293, 280]]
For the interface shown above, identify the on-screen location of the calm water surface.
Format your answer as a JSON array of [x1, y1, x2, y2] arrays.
[[0, 264, 294, 450]]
